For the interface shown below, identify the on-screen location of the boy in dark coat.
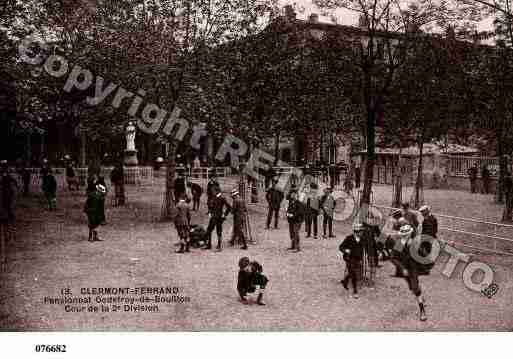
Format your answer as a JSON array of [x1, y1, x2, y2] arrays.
[[203, 188, 232, 251], [265, 181, 284, 229], [305, 184, 320, 238], [286, 190, 304, 252], [237, 257, 268, 305], [320, 187, 336, 238], [230, 189, 248, 250], [174, 197, 191, 253], [339, 222, 365, 298], [84, 184, 106, 242], [42, 169, 57, 211]]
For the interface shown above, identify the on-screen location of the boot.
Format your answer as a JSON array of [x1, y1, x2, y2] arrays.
[[341, 277, 349, 290], [185, 242, 190, 253], [93, 230, 103, 241], [256, 293, 265, 306], [419, 303, 427, 321], [215, 238, 222, 252], [88, 229, 94, 242], [176, 243, 185, 253]]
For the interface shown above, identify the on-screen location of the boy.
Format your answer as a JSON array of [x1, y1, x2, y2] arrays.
[[339, 222, 365, 299], [174, 196, 191, 253], [42, 168, 57, 211], [237, 257, 268, 305], [187, 181, 203, 211], [84, 184, 106, 242], [305, 183, 320, 239], [320, 187, 336, 238]]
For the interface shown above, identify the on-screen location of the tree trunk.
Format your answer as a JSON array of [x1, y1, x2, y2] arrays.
[[497, 137, 505, 204], [361, 99, 375, 207], [414, 141, 424, 209], [273, 131, 280, 166], [161, 140, 177, 220], [392, 148, 403, 208]]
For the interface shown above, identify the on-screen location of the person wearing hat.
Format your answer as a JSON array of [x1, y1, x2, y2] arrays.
[[305, 183, 320, 239], [203, 187, 232, 251], [286, 189, 304, 252], [419, 205, 437, 239], [392, 224, 428, 321], [339, 222, 365, 298], [41, 168, 57, 211], [379, 209, 403, 260], [237, 257, 268, 305], [84, 184, 106, 242], [230, 189, 248, 250], [174, 196, 191, 253], [66, 162, 79, 192], [265, 180, 284, 229], [187, 181, 203, 211], [319, 187, 336, 238]]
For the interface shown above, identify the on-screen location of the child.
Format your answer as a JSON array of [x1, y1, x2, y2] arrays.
[[320, 187, 336, 238], [84, 184, 106, 242], [174, 197, 191, 253], [42, 168, 57, 211], [237, 257, 268, 305]]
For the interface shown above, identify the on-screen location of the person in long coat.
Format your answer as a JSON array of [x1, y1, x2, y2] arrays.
[[84, 184, 106, 242], [174, 197, 191, 253], [339, 223, 365, 299], [230, 189, 248, 250]]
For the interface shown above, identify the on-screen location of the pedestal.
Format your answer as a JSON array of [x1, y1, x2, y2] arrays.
[[124, 150, 138, 166]]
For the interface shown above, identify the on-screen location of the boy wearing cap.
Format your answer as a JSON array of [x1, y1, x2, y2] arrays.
[[320, 187, 336, 238], [339, 223, 365, 298], [305, 183, 320, 239], [237, 257, 268, 305], [174, 196, 191, 253], [230, 189, 248, 250], [265, 180, 284, 229], [84, 184, 106, 242]]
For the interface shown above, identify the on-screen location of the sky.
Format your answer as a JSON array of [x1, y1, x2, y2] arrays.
[[278, 0, 495, 33]]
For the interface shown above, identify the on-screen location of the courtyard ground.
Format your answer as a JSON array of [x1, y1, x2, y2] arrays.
[[1, 178, 512, 331]]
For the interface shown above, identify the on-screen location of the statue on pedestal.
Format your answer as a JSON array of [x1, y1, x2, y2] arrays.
[[124, 121, 138, 166]]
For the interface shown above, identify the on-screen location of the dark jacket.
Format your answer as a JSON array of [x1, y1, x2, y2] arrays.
[[110, 167, 124, 185], [209, 194, 232, 219], [467, 166, 478, 180], [306, 194, 320, 215], [266, 187, 284, 209], [421, 214, 438, 238], [320, 194, 336, 217], [286, 199, 304, 224], [207, 179, 220, 198], [190, 182, 203, 198], [232, 197, 247, 224], [84, 191, 104, 227], [339, 234, 364, 261], [66, 166, 76, 178], [42, 174, 57, 195]]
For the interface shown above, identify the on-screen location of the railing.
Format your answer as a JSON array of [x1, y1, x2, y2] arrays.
[[443, 155, 499, 178], [373, 204, 513, 256]]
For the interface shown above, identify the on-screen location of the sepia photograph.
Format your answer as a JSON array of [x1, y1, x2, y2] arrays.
[[1, 0, 513, 339]]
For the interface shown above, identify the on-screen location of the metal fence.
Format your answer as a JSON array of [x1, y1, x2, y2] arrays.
[[444, 155, 499, 178]]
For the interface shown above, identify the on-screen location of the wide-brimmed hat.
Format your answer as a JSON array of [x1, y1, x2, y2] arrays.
[[419, 205, 430, 213], [231, 189, 239, 197], [399, 224, 413, 236], [96, 184, 106, 194]]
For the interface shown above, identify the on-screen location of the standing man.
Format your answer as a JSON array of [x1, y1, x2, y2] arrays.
[[305, 183, 319, 239], [230, 189, 248, 250], [174, 196, 191, 253], [41, 168, 57, 211], [339, 223, 365, 299], [84, 184, 106, 242], [174, 173, 186, 204], [66, 162, 79, 191], [286, 190, 304, 252], [110, 163, 125, 206], [207, 172, 220, 213], [481, 164, 491, 195], [19, 166, 31, 196], [320, 187, 336, 238], [467, 164, 478, 194], [203, 188, 232, 251], [265, 180, 284, 229], [187, 181, 203, 211]]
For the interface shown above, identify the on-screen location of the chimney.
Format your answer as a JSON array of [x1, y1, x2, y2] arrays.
[[309, 13, 319, 23], [284, 5, 296, 22], [358, 14, 369, 30]]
